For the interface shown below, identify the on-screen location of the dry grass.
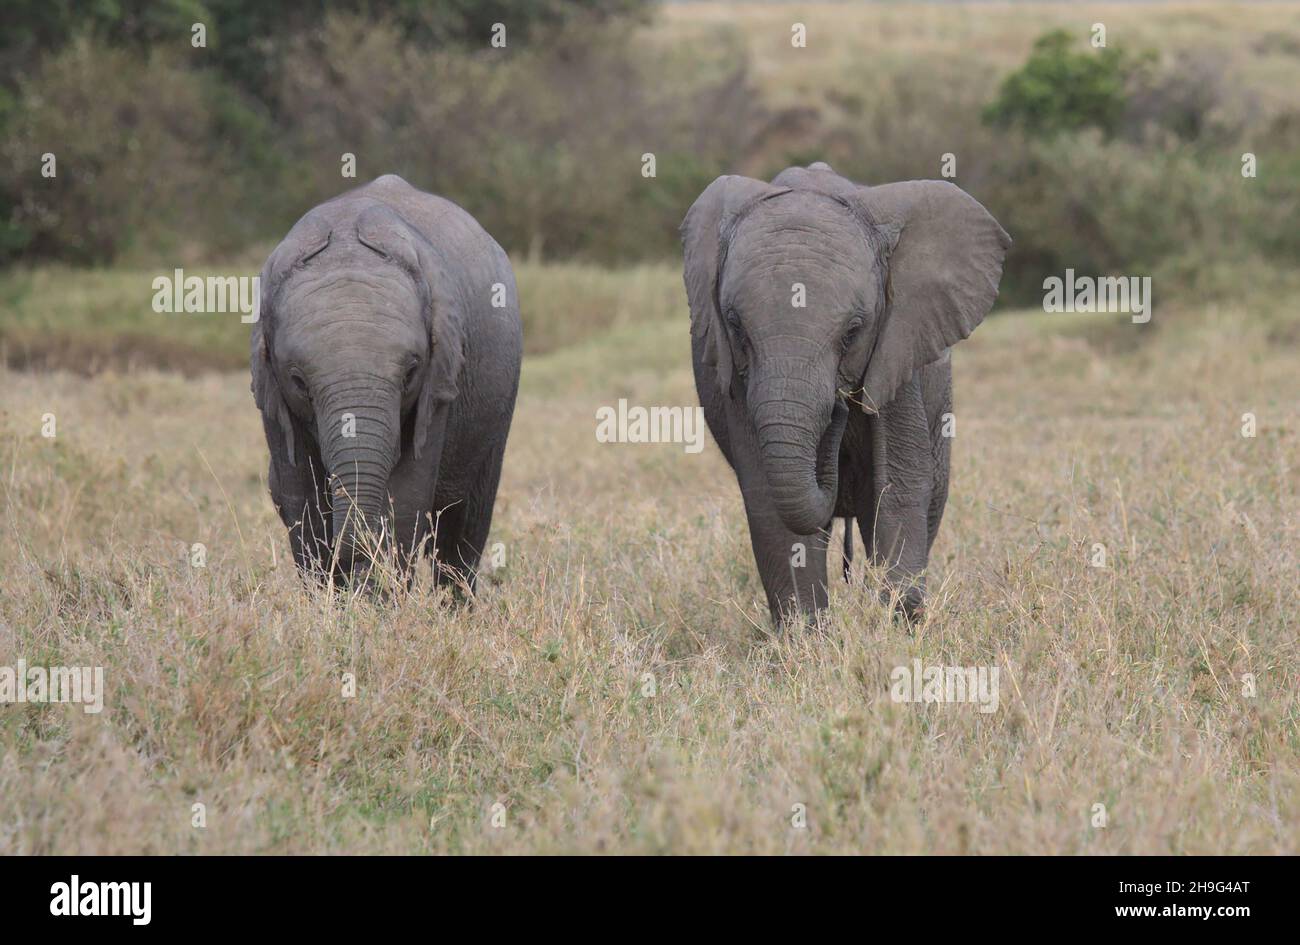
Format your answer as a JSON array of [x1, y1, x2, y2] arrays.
[[0, 261, 682, 374], [1, 260, 1296, 853]]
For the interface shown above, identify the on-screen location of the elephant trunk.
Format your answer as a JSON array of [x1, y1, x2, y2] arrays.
[[317, 382, 401, 577], [751, 372, 847, 535]]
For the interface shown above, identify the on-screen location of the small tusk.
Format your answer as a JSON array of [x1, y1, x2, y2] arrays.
[[839, 386, 878, 415]]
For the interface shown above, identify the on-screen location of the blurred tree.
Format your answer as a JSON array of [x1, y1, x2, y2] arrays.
[[983, 30, 1142, 139], [0, 0, 652, 105], [0, 0, 653, 263]]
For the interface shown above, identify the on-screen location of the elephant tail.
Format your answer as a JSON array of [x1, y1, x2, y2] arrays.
[[842, 516, 854, 583]]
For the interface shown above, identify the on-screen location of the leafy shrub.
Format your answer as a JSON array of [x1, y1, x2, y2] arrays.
[[0, 40, 288, 264], [275, 15, 758, 264], [0, 0, 653, 107], [983, 30, 1138, 139]]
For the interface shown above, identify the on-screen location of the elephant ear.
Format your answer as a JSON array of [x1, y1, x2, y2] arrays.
[[681, 175, 790, 397], [250, 218, 333, 466], [854, 180, 1010, 413], [356, 203, 465, 460]]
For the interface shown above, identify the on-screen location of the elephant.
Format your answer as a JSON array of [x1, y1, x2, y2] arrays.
[[251, 174, 522, 591], [681, 162, 1010, 625]]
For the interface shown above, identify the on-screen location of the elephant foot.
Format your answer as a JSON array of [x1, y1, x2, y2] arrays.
[[880, 586, 925, 625], [768, 601, 822, 631]]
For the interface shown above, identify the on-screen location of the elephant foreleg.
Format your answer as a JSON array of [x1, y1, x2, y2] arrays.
[[432, 442, 507, 598], [920, 351, 953, 553], [270, 450, 333, 583], [861, 370, 933, 620]]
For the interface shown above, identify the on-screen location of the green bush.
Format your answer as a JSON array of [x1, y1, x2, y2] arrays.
[[0, 40, 289, 265], [0, 1, 652, 107], [983, 30, 1138, 139], [273, 15, 754, 264]]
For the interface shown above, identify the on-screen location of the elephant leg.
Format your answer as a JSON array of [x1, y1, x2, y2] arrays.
[[920, 352, 953, 553], [433, 444, 506, 597], [387, 428, 443, 581], [926, 439, 950, 556], [861, 370, 933, 621], [431, 500, 469, 592], [269, 443, 333, 584], [736, 473, 832, 625]]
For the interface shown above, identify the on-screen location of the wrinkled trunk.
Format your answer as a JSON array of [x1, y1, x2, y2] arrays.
[[751, 372, 847, 535], [317, 383, 401, 578]]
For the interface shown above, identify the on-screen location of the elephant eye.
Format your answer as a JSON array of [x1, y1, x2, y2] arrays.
[[842, 315, 865, 351], [289, 369, 310, 396], [404, 361, 421, 389], [725, 309, 748, 346]]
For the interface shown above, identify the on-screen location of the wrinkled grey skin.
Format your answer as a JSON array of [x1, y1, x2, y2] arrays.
[[252, 174, 522, 591], [682, 163, 1010, 624]]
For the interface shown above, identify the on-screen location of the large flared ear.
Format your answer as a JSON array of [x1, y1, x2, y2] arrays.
[[852, 180, 1010, 413], [356, 203, 465, 460], [680, 175, 790, 397], [250, 219, 332, 466]]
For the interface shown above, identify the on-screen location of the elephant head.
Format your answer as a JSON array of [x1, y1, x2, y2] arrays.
[[251, 201, 465, 579], [682, 164, 1010, 535]]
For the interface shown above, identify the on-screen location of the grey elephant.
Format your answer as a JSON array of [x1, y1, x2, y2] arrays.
[[682, 162, 1010, 624], [251, 174, 522, 590]]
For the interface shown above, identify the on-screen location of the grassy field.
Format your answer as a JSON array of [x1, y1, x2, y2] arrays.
[[1, 257, 1296, 853], [0, 260, 683, 372]]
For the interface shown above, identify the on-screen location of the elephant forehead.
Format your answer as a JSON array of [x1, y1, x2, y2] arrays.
[[276, 266, 426, 362], [721, 249, 866, 319], [281, 264, 421, 316], [723, 202, 872, 310]]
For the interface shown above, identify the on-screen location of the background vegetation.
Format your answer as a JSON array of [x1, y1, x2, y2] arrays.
[[3, 1, 1298, 301]]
